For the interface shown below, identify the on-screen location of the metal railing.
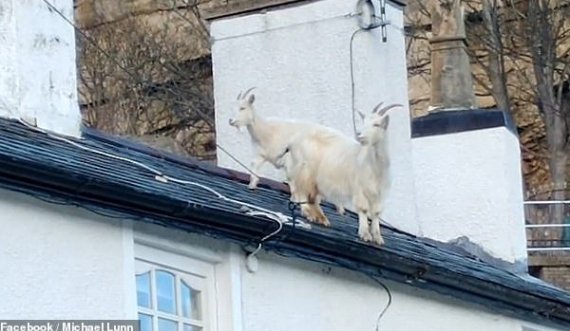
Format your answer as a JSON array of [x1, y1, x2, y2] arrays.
[[523, 200, 570, 252]]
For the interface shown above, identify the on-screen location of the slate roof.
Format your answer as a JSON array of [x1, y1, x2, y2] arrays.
[[0, 118, 569, 327]]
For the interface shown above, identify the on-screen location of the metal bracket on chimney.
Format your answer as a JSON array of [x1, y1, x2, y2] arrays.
[[355, 0, 391, 42], [379, 0, 389, 42]]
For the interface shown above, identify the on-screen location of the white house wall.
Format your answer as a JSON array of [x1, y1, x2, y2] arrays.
[[210, 0, 419, 235], [240, 252, 563, 331], [0, 192, 563, 330], [0, 189, 135, 318], [0, 0, 81, 137]]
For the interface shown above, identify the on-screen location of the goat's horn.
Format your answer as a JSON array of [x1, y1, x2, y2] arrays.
[[372, 102, 384, 114], [377, 103, 404, 116], [243, 87, 257, 98], [237, 91, 243, 100]]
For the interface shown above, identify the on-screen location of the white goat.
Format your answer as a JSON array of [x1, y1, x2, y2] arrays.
[[228, 87, 345, 225], [285, 102, 401, 245]]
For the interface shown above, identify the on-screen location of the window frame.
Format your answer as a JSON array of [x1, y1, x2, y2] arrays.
[[134, 240, 219, 331]]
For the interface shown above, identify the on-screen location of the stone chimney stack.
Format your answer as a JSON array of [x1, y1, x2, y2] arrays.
[[412, 0, 528, 269], [428, 0, 476, 111]]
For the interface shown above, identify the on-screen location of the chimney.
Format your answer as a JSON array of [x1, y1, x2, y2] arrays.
[[0, 0, 81, 137], [412, 0, 527, 268], [208, 0, 420, 235], [428, 0, 476, 112]]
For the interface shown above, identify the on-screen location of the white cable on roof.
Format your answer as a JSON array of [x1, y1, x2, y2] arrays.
[[16, 118, 308, 251], [18, 120, 164, 176]]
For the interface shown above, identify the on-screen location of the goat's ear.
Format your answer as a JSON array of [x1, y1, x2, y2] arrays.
[[380, 116, 390, 129], [248, 93, 255, 104], [356, 109, 365, 121]]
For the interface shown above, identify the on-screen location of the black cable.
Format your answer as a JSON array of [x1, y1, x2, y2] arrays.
[[350, 28, 366, 138], [369, 275, 393, 331], [349, 21, 385, 138], [270, 245, 393, 330]]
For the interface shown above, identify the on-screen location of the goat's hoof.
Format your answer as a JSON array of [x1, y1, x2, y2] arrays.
[[305, 214, 317, 223], [372, 235, 385, 246], [359, 231, 373, 242], [336, 206, 345, 215], [319, 217, 331, 227], [247, 183, 258, 190], [300, 210, 311, 219]]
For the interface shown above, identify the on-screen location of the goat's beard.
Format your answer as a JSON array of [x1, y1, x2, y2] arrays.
[[231, 124, 244, 133]]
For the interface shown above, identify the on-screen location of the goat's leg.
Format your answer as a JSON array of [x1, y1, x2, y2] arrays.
[[287, 159, 317, 221], [293, 189, 314, 221], [248, 155, 266, 189], [355, 194, 372, 241], [289, 184, 317, 222], [369, 210, 384, 246], [357, 210, 372, 242], [295, 186, 330, 227], [311, 195, 331, 227], [298, 195, 330, 226], [336, 204, 345, 215], [369, 195, 387, 245]]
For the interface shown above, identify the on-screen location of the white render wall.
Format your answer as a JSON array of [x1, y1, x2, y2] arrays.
[[412, 127, 528, 264], [0, 0, 81, 137], [211, 0, 419, 235], [0, 189, 136, 318], [239, 251, 564, 331]]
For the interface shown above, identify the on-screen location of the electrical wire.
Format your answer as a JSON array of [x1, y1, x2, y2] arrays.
[[349, 19, 385, 138], [350, 28, 366, 138], [216, 143, 260, 178], [211, 12, 356, 43], [269, 242, 393, 330], [17, 118, 290, 252], [369, 275, 393, 331], [337, 8, 398, 323]]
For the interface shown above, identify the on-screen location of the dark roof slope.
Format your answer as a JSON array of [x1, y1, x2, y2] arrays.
[[0, 118, 569, 327]]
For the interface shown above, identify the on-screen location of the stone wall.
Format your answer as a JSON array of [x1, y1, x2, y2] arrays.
[[541, 266, 570, 291], [75, 0, 216, 160], [530, 255, 570, 291]]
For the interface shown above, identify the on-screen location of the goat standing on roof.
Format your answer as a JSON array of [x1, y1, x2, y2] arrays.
[[285, 102, 401, 245], [228, 88, 345, 224]]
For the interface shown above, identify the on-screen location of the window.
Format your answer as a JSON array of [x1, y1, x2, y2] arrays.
[[135, 243, 218, 331]]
